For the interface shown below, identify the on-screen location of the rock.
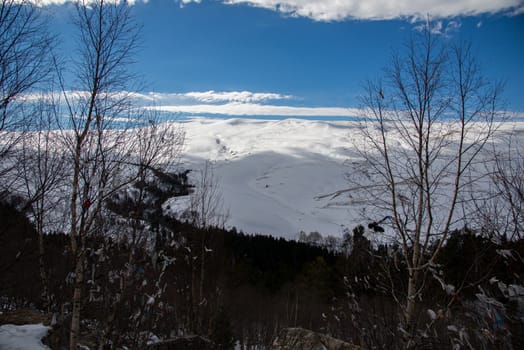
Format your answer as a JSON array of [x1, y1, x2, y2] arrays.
[[272, 327, 360, 350], [146, 335, 216, 350]]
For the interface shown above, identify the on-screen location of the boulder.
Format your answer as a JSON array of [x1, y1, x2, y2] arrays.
[[146, 335, 216, 350], [272, 327, 360, 350]]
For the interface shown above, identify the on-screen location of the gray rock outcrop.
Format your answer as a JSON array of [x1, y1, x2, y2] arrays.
[[146, 335, 215, 350], [272, 327, 360, 350]]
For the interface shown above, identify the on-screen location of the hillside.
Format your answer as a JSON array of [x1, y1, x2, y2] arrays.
[[168, 117, 524, 239]]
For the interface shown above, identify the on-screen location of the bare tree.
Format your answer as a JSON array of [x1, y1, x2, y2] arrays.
[[351, 23, 502, 337], [491, 136, 523, 240], [61, 2, 186, 347], [17, 95, 67, 311], [59, 1, 142, 348], [94, 111, 184, 347], [0, 0, 54, 189], [118, 110, 185, 247], [186, 160, 229, 332], [190, 160, 229, 230], [478, 130, 524, 240]]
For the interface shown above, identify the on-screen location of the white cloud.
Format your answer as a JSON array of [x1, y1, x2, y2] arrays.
[[184, 90, 292, 103], [19, 90, 522, 119], [21, 89, 357, 117], [514, 5, 524, 14], [116, 90, 360, 117], [414, 19, 462, 36], [129, 90, 292, 104], [179, 0, 201, 8], [20, 89, 291, 105], [19, 90, 143, 103], [180, 0, 524, 21], [27, 1, 524, 21], [123, 90, 356, 118], [446, 20, 462, 32], [506, 111, 524, 119], [149, 102, 360, 117], [30, 0, 144, 5], [430, 21, 443, 34]]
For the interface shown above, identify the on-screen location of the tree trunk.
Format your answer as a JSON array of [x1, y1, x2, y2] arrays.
[[405, 269, 419, 329], [70, 252, 84, 350], [38, 237, 50, 311], [37, 210, 50, 312], [198, 232, 206, 331]]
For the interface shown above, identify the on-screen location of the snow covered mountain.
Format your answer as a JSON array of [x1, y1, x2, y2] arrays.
[[169, 118, 523, 239], [173, 118, 358, 239], [5, 116, 520, 240]]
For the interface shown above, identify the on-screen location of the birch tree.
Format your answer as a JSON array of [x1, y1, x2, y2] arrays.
[[61, 1, 141, 348], [354, 24, 502, 340]]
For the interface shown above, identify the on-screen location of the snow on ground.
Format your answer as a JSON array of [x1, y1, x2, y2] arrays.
[[173, 118, 376, 239], [170, 118, 524, 239], [4, 117, 521, 240], [0, 324, 50, 350]]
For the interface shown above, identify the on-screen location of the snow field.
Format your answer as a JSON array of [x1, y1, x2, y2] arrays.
[[171, 118, 524, 239]]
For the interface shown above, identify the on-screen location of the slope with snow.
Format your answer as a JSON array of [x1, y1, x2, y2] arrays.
[[172, 118, 360, 238], [168, 118, 524, 239], [4, 117, 520, 240]]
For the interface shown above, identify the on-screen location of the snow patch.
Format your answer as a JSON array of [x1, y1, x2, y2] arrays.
[[0, 324, 50, 350]]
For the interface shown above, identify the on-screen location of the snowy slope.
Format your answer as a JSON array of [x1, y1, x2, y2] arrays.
[[174, 118, 361, 239], [170, 118, 524, 239], [5, 117, 521, 240]]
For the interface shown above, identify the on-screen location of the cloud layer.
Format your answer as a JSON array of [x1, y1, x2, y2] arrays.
[[182, 90, 291, 103], [151, 102, 359, 117], [33, 0, 141, 5], [20, 90, 359, 117], [138, 90, 358, 117], [30, 1, 524, 21], [20, 89, 522, 119], [188, 0, 524, 21], [134, 90, 292, 104]]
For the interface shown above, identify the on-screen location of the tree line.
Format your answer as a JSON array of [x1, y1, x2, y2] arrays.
[[1, 198, 523, 349]]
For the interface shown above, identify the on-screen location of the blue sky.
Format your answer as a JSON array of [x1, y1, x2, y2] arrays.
[[46, 0, 524, 118]]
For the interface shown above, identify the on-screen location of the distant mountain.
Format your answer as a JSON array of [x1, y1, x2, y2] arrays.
[[172, 118, 524, 239]]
